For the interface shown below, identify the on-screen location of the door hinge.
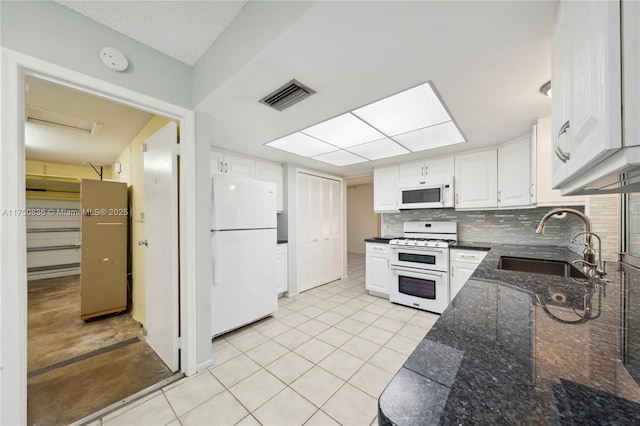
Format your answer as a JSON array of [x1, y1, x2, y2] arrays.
[[141, 143, 147, 152], [177, 336, 182, 349], [174, 144, 181, 155]]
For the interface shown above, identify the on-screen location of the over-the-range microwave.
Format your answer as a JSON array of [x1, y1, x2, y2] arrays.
[[398, 176, 454, 209]]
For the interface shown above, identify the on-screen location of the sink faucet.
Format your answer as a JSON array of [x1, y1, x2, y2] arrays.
[[535, 208, 604, 278]]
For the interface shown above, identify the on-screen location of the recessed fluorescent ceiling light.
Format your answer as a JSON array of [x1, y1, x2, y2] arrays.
[[266, 132, 336, 157], [263, 81, 465, 166], [347, 138, 410, 160], [353, 82, 452, 136], [302, 113, 385, 148], [393, 121, 465, 152], [312, 150, 368, 167]]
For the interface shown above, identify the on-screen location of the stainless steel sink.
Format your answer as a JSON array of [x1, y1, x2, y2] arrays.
[[497, 256, 589, 279]]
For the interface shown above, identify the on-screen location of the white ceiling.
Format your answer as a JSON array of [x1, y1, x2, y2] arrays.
[[25, 75, 153, 166], [56, 0, 247, 66], [195, 1, 558, 178], [45, 1, 558, 179]]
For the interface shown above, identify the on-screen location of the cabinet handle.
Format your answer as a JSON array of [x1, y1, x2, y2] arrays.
[[219, 161, 223, 173], [387, 258, 390, 268], [529, 183, 534, 197], [497, 191, 501, 203], [456, 193, 459, 205], [224, 162, 229, 173], [425, 165, 428, 175], [553, 121, 571, 163], [460, 255, 476, 259], [421, 166, 424, 177]]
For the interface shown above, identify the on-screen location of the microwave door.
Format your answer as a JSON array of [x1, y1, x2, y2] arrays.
[[400, 186, 444, 209]]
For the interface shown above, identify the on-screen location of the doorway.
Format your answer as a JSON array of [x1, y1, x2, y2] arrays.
[[346, 176, 380, 253], [23, 74, 180, 424]]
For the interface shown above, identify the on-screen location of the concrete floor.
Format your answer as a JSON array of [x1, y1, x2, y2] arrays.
[[27, 275, 173, 425]]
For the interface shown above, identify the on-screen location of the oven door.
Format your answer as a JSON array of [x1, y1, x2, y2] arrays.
[[390, 246, 447, 270], [389, 266, 449, 314]]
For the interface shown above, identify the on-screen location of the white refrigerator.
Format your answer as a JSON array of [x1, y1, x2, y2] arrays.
[[211, 175, 278, 336]]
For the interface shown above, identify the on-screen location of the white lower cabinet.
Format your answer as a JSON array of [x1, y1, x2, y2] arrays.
[[365, 242, 390, 297], [449, 249, 487, 301], [276, 243, 288, 295]]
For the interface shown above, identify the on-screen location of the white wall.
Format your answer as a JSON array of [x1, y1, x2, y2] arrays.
[[0, 3, 210, 422], [192, 1, 314, 106], [194, 110, 214, 369], [347, 184, 378, 254], [0, 1, 192, 108]]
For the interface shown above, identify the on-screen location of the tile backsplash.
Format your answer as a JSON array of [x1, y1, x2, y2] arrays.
[[382, 207, 586, 254]]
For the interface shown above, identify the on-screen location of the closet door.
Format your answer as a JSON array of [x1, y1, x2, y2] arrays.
[[296, 173, 312, 292], [296, 172, 342, 293], [329, 180, 342, 281], [308, 176, 323, 289], [320, 178, 333, 285]]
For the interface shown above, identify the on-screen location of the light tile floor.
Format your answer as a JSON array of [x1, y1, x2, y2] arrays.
[[94, 253, 439, 426]]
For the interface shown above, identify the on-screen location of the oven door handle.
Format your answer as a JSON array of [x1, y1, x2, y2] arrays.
[[390, 265, 444, 277]]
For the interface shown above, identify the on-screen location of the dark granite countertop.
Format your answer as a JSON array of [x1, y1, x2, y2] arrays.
[[277, 240, 287, 244], [364, 236, 399, 244], [379, 243, 640, 425]]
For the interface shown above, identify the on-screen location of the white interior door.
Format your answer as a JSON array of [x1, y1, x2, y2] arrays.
[[143, 121, 179, 371]]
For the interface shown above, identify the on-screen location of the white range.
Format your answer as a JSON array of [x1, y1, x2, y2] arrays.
[[389, 221, 457, 314]]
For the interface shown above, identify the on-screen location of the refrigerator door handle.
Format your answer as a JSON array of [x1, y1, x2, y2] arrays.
[[213, 235, 221, 286]]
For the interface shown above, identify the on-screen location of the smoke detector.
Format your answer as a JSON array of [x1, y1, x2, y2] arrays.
[[100, 47, 129, 72]]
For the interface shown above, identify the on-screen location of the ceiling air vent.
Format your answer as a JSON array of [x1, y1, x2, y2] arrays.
[[260, 79, 316, 111]]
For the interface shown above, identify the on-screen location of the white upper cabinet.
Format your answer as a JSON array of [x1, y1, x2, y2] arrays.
[[455, 149, 498, 210], [551, 1, 622, 188], [210, 149, 255, 179], [398, 156, 454, 187], [255, 161, 284, 212], [534, 118, 584, 206], [497, 135, 532, 208], [373, 165, 399, 213]]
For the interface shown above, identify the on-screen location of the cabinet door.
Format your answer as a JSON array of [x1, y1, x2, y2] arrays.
[[398, 161, 425, 187], [276, 244, 287, 294], [450, 261, 478, 301], [373, 166, 399, 212], [498, 136, 532, 208], [551, 2, 571, 187], [552, 0, 622, 188], [224, 153, 255, 178], [454, 150, 498, 209], [366, 249, 389, 295], [424, 156, 454, 178], [255, 161, 284, 212], [534, 118, 585, 206], [210, 150, 224, 175], [564, 0, 621, 177]]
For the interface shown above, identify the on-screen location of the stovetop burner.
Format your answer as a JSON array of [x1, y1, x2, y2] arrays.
[[389, 221, 458, 248], [389, 237, 457, 248]]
